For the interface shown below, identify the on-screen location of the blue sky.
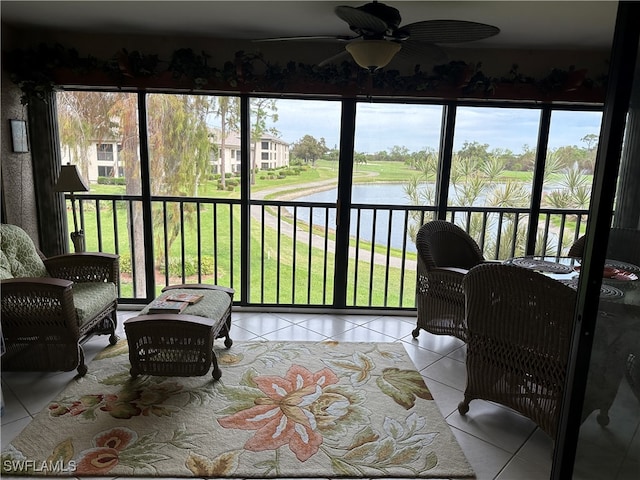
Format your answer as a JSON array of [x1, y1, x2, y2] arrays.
[[266, 99, 603, 154]]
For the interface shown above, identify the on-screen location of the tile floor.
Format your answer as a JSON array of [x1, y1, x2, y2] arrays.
[[1, 309, 638, 480]]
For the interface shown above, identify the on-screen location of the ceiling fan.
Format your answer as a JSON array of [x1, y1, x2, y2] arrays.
[[254, 1, 500, 71]]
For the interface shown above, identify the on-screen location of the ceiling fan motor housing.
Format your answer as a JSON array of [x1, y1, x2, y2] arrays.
[[357, 1, 402, 31]]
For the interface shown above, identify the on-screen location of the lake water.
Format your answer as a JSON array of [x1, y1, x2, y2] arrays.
[[288, 182, 564, 253], [300, 184, 412, 205], [290, 184, 420, 253]]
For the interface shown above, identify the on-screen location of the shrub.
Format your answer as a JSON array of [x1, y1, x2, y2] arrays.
[[118, 252, 132, 274], [97, 176, 126, 185], [159, 255, 216, 276], [199, 255, 215, 275]]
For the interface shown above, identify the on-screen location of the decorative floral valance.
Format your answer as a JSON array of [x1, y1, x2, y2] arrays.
[[4, 43, 606, 105]]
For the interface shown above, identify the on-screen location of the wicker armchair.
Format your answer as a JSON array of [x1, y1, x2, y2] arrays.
[[459, 263, 576, 438], [568, 235, 586, 257], [412, 220, 485, 342], [0, 224, 119, 376], [568, 228, 640, 265]]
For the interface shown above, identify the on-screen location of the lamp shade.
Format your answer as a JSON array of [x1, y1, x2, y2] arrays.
[[54, 164, 89, 193], [345, 40, 402, 70]]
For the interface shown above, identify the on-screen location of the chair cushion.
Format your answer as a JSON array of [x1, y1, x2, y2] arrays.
[[0, 224, 48, 278], [0, 251, 13, 279], [72, 282, 117, 326]]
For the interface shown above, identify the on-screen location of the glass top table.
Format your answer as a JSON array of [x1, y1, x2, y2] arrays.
[[504, 256, 640, 302]]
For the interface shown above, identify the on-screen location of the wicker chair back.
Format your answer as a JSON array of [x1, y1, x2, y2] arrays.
[[568, 228, 640, 266], [459, 263, 577, 438], [412, 220, 485, 341]]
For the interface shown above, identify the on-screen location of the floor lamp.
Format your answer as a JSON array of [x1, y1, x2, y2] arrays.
[[54, 163, 89, 252]]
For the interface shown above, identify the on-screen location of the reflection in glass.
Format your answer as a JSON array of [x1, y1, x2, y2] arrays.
[[572, 44, 640, 479]]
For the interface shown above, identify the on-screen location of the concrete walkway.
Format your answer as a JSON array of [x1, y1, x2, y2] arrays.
[[249, 179, 417, 271]]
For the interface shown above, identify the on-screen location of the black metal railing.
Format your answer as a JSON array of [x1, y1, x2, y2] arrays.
[[70, 194, 588, 310]]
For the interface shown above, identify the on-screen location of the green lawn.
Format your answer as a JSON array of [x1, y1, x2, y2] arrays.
[[76, 159, 586, 306], [73, 197, 417, 307]]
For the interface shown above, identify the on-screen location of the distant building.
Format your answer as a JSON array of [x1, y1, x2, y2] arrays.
[[209, 130, 290, 174], [60, 141, 122, 184], [60, 131, 290, 182]]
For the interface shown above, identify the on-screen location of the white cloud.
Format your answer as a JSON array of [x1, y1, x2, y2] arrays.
[[263, 98, 602, 154]]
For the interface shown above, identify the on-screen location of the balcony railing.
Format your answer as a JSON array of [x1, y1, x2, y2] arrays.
[[71, 194, 588, 310]]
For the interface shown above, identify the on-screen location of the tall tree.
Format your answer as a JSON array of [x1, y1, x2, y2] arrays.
[[57, 92, 214, 296], [58, 91, 147, 295], [146, 94, 215, 260], [580, 133, 599, 171], [581, 133, 599, 151], [57, 91, 120, 180], [216, 96, 240, 189], [388, 145, 410, 162], [458, 141, 491, 165], [117, 94, 146, 296], [291, 134, 328, 165], [250, 98, 279, 184]]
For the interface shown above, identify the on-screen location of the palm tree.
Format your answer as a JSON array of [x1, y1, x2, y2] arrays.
[[543, 190, 572, 209], [560, 163, 590, 191], [453, 176, 486, 206], [543, 150, 565, 184], [481, 155, 506, 182]]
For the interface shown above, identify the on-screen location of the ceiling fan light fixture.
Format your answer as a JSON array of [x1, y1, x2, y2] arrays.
[[345, 40, 401, 70]]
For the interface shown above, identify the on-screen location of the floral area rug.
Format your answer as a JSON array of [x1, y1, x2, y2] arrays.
[[1, 340, 475, 478]]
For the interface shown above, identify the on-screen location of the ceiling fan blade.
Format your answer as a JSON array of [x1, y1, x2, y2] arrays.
[[318, 49, 352, 67], [402, 20, 500, 44], [392, 41, 449, 66], [335, 5, 389, 35], [254, 34, 356, 43]]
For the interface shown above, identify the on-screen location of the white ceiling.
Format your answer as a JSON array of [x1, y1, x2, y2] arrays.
[[0, 0, 619, 50]]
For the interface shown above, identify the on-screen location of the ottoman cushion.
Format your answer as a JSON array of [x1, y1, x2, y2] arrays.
[[139, 288, 231, 319]]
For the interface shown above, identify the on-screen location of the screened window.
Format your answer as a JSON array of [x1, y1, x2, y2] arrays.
[[96, 143, 114, 162]]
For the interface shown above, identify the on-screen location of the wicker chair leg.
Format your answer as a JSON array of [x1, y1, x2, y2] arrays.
[[221, 317, 233, 348], [108, 311, 119, 344], [76, 348, 88, 377], [212, 353, 222, 380], [458, 399, 470, 415]]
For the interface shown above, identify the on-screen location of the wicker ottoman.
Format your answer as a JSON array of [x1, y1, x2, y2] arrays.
[[124, 284, 233, 379]]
